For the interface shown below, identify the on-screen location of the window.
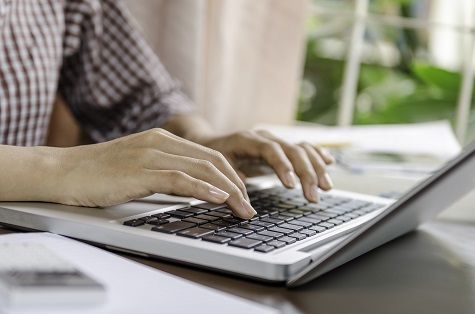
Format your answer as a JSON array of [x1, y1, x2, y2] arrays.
[[298, 0, 475, 144]]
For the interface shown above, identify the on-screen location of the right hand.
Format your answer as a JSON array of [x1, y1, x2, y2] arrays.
[[50, 128, 256, 219]]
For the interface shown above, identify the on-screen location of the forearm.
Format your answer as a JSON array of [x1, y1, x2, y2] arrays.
[[0, 145, 62, 202]]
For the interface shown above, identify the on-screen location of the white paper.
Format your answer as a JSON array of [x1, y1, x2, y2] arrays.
[[0, 233, 277, 314], [257, 120, 461, 159]]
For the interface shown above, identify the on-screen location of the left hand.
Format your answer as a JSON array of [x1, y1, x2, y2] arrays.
[[196, 130, 335, 203]]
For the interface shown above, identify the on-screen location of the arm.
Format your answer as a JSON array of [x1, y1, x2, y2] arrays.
[[0, 129, 255, 219]]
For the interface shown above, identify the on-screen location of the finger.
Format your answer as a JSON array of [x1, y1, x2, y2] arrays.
[[226, 156, 248, 182], [256, 130, 321, 201], [299, 142, 333, 191], [232, 133, 297, 189], [279, 144, 321, 202], [313, 145, 335, 165], [146, 153, 255, 219], [144, 129, 249, 201], [146, 170, 233, 204]]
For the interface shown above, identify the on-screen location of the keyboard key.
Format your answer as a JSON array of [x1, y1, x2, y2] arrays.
[[123, 219, 145, 227], [254, 210, 270, 218], [279, 223, 304, 232], [258, 208, 279, 216], [310, 225, 327, 233], [277, 236, 297, 245], [168, 210, 194, 219], [239, 223, 265, 232], [202, 235, 231, 244], [336, 215, 352, 222], [298, 217, 322, 225], [201, 223, 226, 231], [260, 217, 285, 225], [257, 230, 284, 239], [317, 212, 339, 218], [344, 212, 361, 219], [143, 217, 158, 223], [181, 207, 209, 215], [346, 200, 372, 209], [302, 203, 329, 211], [254, 245, 275, 253], [211, 220, 237, 228], [151, 213, 171, 219], [275, 215, 295, 222], [270, 196, 292, 203], [307, 213, 331, 221], [249, 220, 275, 228], [206, 211, 231, 218], [267, 240, 286, 248], [299, 229, 317, 237], [288, 209, 307, 216], [273, 203, 295, 210], [177, 227, 214, 239], [193, 203, 227, 210], [215, 231, 243, 240], [223, 217, 246, 225], [151, 221, 196, 234], [216, 208, 234, 215], [325, 208, 347, 215], [246, 234, 273, 243], [147, 219, 170, 226], [194, 214, 220, 222], [282, 200, 307, 207], [137, 216, 153, 222], [288, 220, 313, 228], [317, 222, 336, 229], [183, 217, 209, 225], [279, 212, 303, 219], [360, 203, 385, 212], [228, 238, 262, 249], [228, 227, 254, 236], [268, 227, 294, 236], [288, 233, 307, 241], [353, 209, 370, 216], [327, 219, 344, 226]]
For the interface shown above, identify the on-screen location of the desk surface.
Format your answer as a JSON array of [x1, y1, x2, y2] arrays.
[[1, 219, 474, 314]]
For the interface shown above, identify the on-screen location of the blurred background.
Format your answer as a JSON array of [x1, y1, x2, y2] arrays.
[[300, 0, 475, 145], [124, 0, 475, 145]]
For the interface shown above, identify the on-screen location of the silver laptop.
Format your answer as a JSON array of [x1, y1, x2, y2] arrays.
[[1, 140, 475, 287]]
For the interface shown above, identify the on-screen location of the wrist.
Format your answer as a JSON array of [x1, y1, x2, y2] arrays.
[[161, 114, 217, 146], [0, 145, 64, 203], [26, 146, 66, 203]]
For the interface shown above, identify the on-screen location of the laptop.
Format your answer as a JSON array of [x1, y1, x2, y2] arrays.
[[1, 140, 475, 287]]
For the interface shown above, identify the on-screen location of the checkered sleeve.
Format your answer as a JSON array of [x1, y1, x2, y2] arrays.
[[58, 0, 196, 142]]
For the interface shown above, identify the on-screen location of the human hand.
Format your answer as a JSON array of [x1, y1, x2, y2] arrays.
[[52, 129, 256, 219], [196, 130, 335, 203]]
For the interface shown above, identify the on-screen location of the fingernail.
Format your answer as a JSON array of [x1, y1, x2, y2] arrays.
[[285, 171, 296, 188], [308, 184, 320, 203], [324, 173, 334, 189], [208, 184, 230, 202], [242, 199, 257, 216]]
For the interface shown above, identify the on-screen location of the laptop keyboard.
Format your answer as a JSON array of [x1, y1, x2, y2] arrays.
[[122, 187, 384, 253]]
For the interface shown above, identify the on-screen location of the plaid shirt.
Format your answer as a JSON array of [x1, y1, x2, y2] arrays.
[[0, 0, 195, 146]]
